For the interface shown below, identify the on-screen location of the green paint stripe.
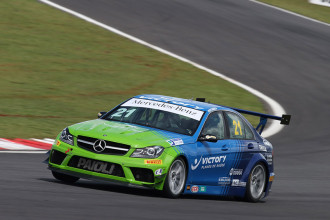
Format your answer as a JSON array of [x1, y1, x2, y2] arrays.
[[172, 146, 179, 155]]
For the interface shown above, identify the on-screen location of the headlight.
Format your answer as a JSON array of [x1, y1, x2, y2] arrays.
[[130, 146, 164, 158], [59, 127, 74, 146]]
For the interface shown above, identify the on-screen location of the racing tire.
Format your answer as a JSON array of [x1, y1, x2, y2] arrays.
[[163, 158, 187, 198], [52, 171, 80, 184], [245, 163, 267, 202]]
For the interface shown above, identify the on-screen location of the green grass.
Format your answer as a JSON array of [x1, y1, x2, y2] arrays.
[[0, 0, 264, 138], [259, 0, 330, 24]]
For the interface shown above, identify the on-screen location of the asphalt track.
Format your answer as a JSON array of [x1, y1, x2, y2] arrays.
[[1, 0, 330, 219]]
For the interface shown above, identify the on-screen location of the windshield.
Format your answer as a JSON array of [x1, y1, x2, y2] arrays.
[[103, 98, 204, 136]]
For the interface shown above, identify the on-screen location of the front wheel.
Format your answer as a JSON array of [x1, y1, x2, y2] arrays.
[[52, 171, 80, 184], [163, 158, 187, 198], [245, 163, 266, 202]]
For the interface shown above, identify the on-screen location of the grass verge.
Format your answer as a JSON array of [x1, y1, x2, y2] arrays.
[[258, 0, 330, 24], [0, 0, 264, 138]]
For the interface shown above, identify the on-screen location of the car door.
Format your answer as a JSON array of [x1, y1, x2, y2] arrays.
[[223, 111, 258, 182], [191, 111, 233, 185]]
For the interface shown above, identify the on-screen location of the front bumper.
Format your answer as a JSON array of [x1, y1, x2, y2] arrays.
[[48, 140, 175, 190]]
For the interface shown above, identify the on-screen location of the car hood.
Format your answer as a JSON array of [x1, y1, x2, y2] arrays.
[[68, 119, 194, 148]]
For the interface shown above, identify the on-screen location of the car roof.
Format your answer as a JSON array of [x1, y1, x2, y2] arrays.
[[134, 94, 234, 112]]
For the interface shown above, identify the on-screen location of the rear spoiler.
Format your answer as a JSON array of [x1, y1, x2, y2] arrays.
[[196, 98, 291, 135]]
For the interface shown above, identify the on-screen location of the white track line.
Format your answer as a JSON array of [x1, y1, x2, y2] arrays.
[[44, 138, 55, 143], [39, 0, 287, 138], [0, 150, 48, 154], [0, 139, 40, 150], [250, 0, 330, 28], [31, 138, 54, 144]]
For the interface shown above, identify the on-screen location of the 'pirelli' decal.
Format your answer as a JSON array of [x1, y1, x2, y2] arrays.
[[144, 159, 162, 165]]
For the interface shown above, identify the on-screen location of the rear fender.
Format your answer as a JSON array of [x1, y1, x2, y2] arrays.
[[241, 153, 270, 190]]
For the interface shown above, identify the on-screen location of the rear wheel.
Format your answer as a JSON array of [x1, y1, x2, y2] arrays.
[[52, 171, 79, 184], [245, 163, 266, 202], [163, 158, 187, 198]]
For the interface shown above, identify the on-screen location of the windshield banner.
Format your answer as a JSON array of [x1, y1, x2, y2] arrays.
[[122, 98, 204, 121]]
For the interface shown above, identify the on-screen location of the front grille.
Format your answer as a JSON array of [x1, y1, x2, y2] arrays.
[[130, 167, 154, 183], [50, 150, 67, 165], [67, 156, 125, 177], [77, 135, 130, 155]]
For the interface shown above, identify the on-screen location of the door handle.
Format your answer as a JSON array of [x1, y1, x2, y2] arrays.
[[221, 144, 228, 151], [248, 143, 254, 149]]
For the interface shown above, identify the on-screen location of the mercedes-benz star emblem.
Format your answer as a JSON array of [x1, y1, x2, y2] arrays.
[[93, 140, 107, 152]]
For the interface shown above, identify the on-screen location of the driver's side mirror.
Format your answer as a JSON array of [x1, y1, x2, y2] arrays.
[[198, 135, 218, 142], [98, 111, 106, 118]]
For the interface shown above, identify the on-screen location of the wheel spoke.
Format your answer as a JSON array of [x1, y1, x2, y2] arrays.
[[255, 169, 262, 178], [176, 166, 182, 175], [249, 164, 266, 200], [167, 160, 186, 195], [170, 178, 175, 191]]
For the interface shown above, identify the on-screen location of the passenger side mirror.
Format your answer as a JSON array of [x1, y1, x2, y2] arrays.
[[198, 135, 218, 142], [98, 111, 106, 118]]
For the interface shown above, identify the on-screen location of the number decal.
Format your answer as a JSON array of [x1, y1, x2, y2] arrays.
[[233, 120, 242, 136], [238, 120, 242, 135], [124, 109, 136, 118], [111, 108, 127, 118], [111, 108, 136, 119]]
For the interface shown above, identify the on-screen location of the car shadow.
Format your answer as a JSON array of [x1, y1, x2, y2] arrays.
[[38, 177, 260, 202], [38, 177, 162, 198]]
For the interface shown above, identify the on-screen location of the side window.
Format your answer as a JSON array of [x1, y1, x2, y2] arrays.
[[245, 123, 254, 140], [224, 112, 254, 140], [200, 112, 225, 139]]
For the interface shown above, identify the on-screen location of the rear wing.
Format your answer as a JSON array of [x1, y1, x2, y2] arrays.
[[196, 98, 291, 135]]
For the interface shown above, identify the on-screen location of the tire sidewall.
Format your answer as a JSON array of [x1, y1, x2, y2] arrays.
[[246, 163, 267, 202], [163, 157, 187, 198]]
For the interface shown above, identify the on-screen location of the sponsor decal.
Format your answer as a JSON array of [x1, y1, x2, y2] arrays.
[[76, 157, 115, 174], [122, 98, 204, 121], [262, 137, 272, 147], [138, 96, 204, 110], [258, 144, 267, 152], [266, 154, 273, 165], [144, 159, 162, 165], [218, 177, 231, 185], [191, 155, 226, 170], [200, 186, 206, 192], [56, 140, 61, 146], [186, 185, 191, 190], [167, 138, 184, 146], [65, 148, 72, 154], [208, 107, 218, 112], [191, 185, 199, 193], [229, 168, 243, 176], [232, 179, 246, 187], [154, 168, 163, 176]]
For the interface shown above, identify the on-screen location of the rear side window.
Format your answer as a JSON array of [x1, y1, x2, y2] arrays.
[[224, 112, 254, 140]]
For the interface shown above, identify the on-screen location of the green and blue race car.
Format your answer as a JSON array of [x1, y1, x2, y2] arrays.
[[47, 94, 290, 202]]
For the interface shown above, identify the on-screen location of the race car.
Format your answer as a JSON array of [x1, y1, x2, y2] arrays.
[[46, 94, 290, 202]]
